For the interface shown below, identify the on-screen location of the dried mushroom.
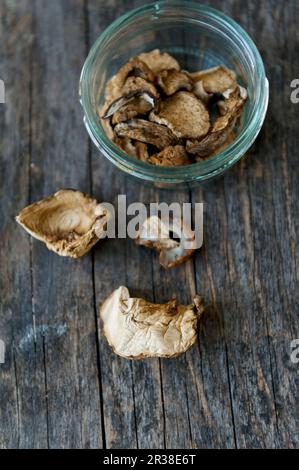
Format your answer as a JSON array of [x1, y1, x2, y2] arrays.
[[114, 119, 179, 149], [149, 145, 192, 167], [136, 215, 197, 268], [137, 49, 180, 74], [111, 96, 154, 125], [114, 136, 140, 158], [150, 91, 210, 139], [190, 65, 237, 94], [100, 286, 205, 359], [134, 141, 149, 162], [100, 51, 248, 165], [16, 189, 110, 258], [105, 58, 155, 102], [122, 76, 159, 100], [187, 86, 247, 157], [157, 69, 193, 96]]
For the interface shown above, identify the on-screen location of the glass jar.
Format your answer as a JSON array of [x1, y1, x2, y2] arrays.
[[79, 1, 269, 188]]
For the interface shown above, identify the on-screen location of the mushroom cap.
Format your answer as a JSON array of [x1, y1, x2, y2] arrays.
[[100, 286, 205, 359], [16, 189, 110, 258]]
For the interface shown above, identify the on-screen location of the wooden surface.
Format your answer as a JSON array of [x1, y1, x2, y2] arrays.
[[0, 0, 298, 449]]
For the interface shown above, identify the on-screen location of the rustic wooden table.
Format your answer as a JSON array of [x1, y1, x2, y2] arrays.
[[0, 0, 298, 449]]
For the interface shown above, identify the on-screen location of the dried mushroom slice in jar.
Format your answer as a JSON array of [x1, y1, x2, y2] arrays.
[[157, 69, 193, 96], [186, 86, 247, 157], [149, 91, 210, 140], [149, 145, 192, 167], [137, 49, 180, 75], [100, 286, 205, 359], [105, 58, 155, 102], [102, 77, 159, 120], [16, 189, 110, 258], [190, 65, 237, 94], [136, 215, 197, 269], [114, 119, 179, 149], [111, 96, 154, 125]]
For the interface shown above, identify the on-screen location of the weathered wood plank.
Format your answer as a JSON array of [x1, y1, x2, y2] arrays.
[[0, 0, 48, 449], [27, 0, 103, 448]]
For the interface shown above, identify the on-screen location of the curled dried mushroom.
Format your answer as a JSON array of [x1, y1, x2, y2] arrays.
[[16, 189, 110, 258], [114, 119, 179, 149], [136, 215, 197, 269], [186, 86, 247, 157], [100, 51, 247, 164], [100, 286, 205, 359]]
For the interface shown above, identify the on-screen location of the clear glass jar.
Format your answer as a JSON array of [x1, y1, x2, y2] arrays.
[[79, 0, 269, 188]]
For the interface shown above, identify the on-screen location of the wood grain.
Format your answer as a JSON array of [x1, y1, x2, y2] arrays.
[[0, 0, 298, 449]]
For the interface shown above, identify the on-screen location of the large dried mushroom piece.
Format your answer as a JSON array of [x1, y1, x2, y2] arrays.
[[100, 286, 205, 359], [114, 119, 179, 149], [150, 91, 210, 139], [16, 189, 110, 258], [136, 215, 197, 268]]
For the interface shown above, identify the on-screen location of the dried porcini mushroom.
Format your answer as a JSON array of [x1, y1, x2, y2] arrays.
[[150, 91, 210, 139], [149, 145, 192, 167], [114, 119, 179, 149], [100, 286, 205, 359], [190, 65, 237, 94], [186, 86, 247, 157], [113, 136, 140, 158], [122, 76, 159, 100], [111, 96, 154, 125], [157, 69, 193, 96], [137, 49, 180, 74], [105, 58, 155, 102], [16, 189, 110, 258], [136, 215, 197, 269]]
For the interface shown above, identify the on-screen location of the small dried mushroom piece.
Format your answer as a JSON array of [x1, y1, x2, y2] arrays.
[[149, 145, 192, 167], [103, 77, 159, 120], [157, 69, 193, 96], [111, 96, 154, 125], [137, 49, 180, 75], [187, 86, 247, 157], [105, 58, 155, 102], [150, 91, 210, 140], [136, 215, 197, 269], [114, 119, 179, 149], [16, 189, 110, 258], [100, 286, 205, 359], [190, 65, 237, 94]]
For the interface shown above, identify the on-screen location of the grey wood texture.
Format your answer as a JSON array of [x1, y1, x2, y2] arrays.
[[0, 0, 298, 449]]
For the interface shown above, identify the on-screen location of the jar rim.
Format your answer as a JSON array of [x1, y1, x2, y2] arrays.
[[80, 0, 269, 183]]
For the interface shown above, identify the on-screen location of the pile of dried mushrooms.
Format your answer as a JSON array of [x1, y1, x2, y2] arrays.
[[101, 49, 247, 166]]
